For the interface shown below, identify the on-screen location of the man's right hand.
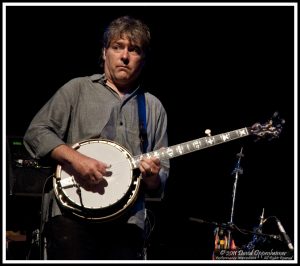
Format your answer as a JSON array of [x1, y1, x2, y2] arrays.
[[51, 144, 111, 186]]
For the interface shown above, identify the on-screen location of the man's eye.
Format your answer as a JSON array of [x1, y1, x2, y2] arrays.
[[129, 47, 142, 55], [112, 45, 121, 50]]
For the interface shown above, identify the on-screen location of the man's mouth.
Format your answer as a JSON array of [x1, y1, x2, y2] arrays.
[[117, 65, 129, 68]]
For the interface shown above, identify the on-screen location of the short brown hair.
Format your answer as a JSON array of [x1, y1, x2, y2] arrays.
[[102, 16, 151, 56]]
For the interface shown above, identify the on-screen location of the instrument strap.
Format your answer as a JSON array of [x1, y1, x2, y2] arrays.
[[137, 92, 148, 153]]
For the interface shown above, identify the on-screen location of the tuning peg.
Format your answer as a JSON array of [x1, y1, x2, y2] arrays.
[[205, 129, 212, 137]]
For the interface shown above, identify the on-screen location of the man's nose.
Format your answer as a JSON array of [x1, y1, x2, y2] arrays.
[[121, 49, 129, 64]]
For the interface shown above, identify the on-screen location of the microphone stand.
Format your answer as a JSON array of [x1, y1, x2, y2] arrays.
[[226, 147, 244, 249]]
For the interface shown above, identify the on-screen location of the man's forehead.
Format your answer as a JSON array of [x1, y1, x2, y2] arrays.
[[110, 36, 141, 47]]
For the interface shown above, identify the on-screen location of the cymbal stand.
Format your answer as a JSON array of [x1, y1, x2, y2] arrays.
[[227, 147, 244, 249]]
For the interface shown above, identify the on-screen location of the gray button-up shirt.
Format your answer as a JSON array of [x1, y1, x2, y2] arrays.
[[23, 74, 169, 229]]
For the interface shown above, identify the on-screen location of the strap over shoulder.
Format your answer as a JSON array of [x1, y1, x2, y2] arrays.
[[137, 92, 148, 153]]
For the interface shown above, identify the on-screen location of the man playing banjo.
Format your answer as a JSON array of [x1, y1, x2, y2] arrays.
[[24, 16, 169, 260]]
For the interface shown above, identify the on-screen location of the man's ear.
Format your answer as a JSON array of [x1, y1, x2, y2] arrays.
[[102, 48, 106, 60]]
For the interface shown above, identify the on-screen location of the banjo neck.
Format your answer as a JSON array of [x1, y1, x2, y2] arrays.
[[132, 127, 250, 168]]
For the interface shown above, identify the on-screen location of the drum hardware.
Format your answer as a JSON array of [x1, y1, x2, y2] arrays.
[[26, 229, 40, 260], [227, 147, 293, 254], [189, 217, 282, 248], [225, 147, 244, 250], [189, 144, 294, 258]]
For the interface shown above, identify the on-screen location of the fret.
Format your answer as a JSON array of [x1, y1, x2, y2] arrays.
[[192, 140, 201, 149], [166, 147, 174, 157], [175, 145, 184, 155], [185, 143, 191, 152], [153, 151, 160, 158], [205, 137, 215, 145], [220, 133, 230, 141]]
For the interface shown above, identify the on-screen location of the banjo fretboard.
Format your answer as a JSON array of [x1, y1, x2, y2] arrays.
[[132, 127, 250, 168]]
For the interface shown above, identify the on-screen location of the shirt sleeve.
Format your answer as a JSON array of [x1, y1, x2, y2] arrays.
[[145, 94, 170, 198], [23, 79, 79, 159]]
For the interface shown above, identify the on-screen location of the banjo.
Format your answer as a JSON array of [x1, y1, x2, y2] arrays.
[[53, 113, 284, 221]]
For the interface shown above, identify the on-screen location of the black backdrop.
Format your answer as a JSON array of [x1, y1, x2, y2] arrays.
[[5, 4, 295, 260]]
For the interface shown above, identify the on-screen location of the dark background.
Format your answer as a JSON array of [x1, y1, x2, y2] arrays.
[[5, 5, 295, 260]]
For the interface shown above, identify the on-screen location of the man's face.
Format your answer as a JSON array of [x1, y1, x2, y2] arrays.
[[103, 36, 146, 88]]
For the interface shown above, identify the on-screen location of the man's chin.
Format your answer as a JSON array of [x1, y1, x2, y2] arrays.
[[115, 74, 132, 83], [114, 71, 139, 86]]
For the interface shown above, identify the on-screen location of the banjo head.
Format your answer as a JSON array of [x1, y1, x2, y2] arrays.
[[53, 139, 141, 221]]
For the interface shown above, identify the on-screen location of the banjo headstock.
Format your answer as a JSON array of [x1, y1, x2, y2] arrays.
[[250, 112, 285, 141]]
